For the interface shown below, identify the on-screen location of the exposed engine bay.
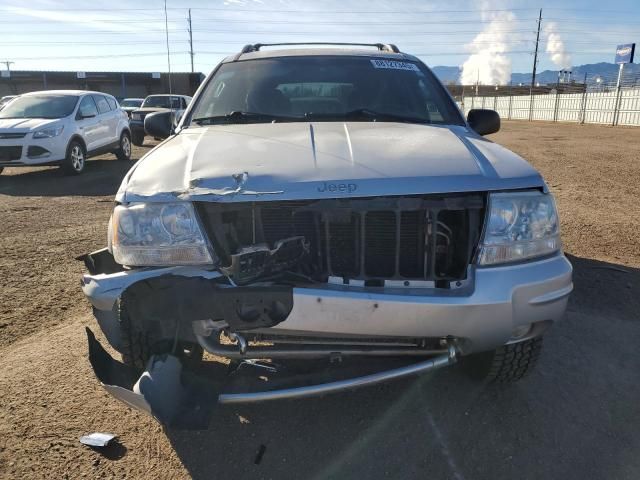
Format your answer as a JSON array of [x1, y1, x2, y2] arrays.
[[196, 193, 485, 288]]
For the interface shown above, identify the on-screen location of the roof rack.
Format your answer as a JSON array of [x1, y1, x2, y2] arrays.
[[239, 42, 400, 54]]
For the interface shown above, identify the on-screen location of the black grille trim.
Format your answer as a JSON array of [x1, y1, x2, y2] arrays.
[[0, 133, 27, 139]]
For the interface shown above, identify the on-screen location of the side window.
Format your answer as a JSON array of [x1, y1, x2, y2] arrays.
[[77, 95, 98, 119], [181, 97, 187, 109], [106, 96, 117, 110], [92, 95, 111, 114]]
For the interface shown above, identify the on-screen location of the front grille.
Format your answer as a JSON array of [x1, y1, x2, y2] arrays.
[[0, 132, 27, 139], [0, 146, 22, 161], [197, 194, 484, 285]]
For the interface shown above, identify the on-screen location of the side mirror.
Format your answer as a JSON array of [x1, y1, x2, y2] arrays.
[[144, 110, 172, 139], [173, 109, 184, 128], [467, 109, 500, 136]]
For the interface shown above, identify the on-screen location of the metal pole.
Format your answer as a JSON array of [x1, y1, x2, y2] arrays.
[[612, 63, 624, 126], [508, 86, 513, 119], [188, 9, 194, 73], [580, 72, 588, 124], [531, 9, 542, 90], [163, 0, 172, 96]]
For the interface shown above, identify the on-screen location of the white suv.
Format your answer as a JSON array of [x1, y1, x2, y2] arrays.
[[0, 90, 131, 175]]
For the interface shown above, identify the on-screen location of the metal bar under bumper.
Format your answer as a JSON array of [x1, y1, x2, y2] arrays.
[[196, 333, 448, 359], [218, 345, 457, 404]]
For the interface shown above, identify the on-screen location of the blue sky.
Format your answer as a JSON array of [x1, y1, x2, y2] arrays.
[[1, 0, 639, 74]]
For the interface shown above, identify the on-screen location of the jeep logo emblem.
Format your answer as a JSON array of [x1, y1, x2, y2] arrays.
[[317, 182, 358, 193]]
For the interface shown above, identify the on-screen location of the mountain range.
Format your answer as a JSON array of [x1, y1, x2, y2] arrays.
[[432, 62, 640, 85]]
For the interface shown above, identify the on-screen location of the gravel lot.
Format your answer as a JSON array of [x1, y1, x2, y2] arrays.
[[0, 121, 638, 480]]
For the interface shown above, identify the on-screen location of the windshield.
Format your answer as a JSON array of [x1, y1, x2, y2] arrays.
[[0, 95, 79, 119], [142, 96, 181, 109], [189, 56, 464, 125], [121, 99, 143, 108]]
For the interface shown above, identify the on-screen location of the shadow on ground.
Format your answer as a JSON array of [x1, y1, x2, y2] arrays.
[[164, 254, 640, 480], [0, 158, 138, 197]]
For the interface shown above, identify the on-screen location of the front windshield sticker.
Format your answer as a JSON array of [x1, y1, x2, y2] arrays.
[[370, 59, 419, 71]]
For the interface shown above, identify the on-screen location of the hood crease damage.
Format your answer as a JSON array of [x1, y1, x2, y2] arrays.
[[116, 122, 544, 204]]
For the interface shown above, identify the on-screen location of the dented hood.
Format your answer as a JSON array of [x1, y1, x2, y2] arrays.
[[117, 122, 544, 203]]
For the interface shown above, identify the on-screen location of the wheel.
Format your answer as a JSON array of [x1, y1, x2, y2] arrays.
[[462, 337, 543, 383], [61, 140, 85, 175], [115, 131, 132, 161], [117, 299, 203, 372], [131, 130, 144, 146]]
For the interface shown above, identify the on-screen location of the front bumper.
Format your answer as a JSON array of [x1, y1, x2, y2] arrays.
[[129, 120, 144, 134], [81, 252, 573, 356], [81, 251, 571, 423], [0, 134, 67, 167]]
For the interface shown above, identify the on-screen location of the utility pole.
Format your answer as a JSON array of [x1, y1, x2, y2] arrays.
[[531, 9, 542, 89], [1, 61, 14, 74], [188, 9, 194, 73], [163, 0, 172, 96]]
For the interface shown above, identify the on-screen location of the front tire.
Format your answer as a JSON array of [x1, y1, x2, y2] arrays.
[[61, 140, 85, 175], [115, 131, 132, 161], [463, 337, 543, 383], [131, 130, 144, 146], [118, 299, 203, 372]]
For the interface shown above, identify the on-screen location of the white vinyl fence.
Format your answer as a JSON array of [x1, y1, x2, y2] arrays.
[[460, 87, 640, 126]]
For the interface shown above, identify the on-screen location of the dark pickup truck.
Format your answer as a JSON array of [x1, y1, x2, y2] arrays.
[[129, 94, 191, 145]]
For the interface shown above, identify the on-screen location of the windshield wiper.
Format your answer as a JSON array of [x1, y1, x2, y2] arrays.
[[304, 109, 430, 125], [192, 111, 300, 125]]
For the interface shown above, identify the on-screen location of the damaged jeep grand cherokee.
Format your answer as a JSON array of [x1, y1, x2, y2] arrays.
[[80, 43, 572, 426]]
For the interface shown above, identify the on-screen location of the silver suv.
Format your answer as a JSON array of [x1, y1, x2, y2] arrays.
[[81, 43, 572, 426]]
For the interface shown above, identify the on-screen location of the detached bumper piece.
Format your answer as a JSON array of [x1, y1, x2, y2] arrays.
[[87, 328, 457, 429]]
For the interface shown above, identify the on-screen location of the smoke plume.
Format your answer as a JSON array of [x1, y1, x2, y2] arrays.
[[460, 11, 515, 86], [544, 22, 571, 69]]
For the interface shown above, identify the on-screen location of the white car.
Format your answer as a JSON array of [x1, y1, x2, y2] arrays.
[[0, 90, 131, 175]]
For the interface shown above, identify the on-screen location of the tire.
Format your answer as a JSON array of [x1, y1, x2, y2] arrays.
[[117, 299, 203, 372], [0, 167, 4, 175], [131, 130, 144, 146], [462, 337, 543, 383], [115, 131, 132, 161], [61, 140, 86, 175]]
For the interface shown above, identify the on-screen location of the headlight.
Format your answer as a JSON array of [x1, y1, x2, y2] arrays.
[[110, 202, 215, 266], [477, 191, 560, 266], [33, 125, 64, 138], [131, 113, 141, 120]]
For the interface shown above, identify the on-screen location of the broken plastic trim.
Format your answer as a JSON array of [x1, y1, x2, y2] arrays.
[[221, 235, 310, 285], [87, 328, 457, 426]]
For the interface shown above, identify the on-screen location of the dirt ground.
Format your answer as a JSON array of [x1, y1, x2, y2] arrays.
[[0, 121, 638, 480]]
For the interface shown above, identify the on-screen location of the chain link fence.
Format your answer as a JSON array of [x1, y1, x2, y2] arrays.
[[455, 71, 640, 126]]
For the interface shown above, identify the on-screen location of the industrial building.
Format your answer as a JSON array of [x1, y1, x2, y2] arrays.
[[0, 70, 204, 100]]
